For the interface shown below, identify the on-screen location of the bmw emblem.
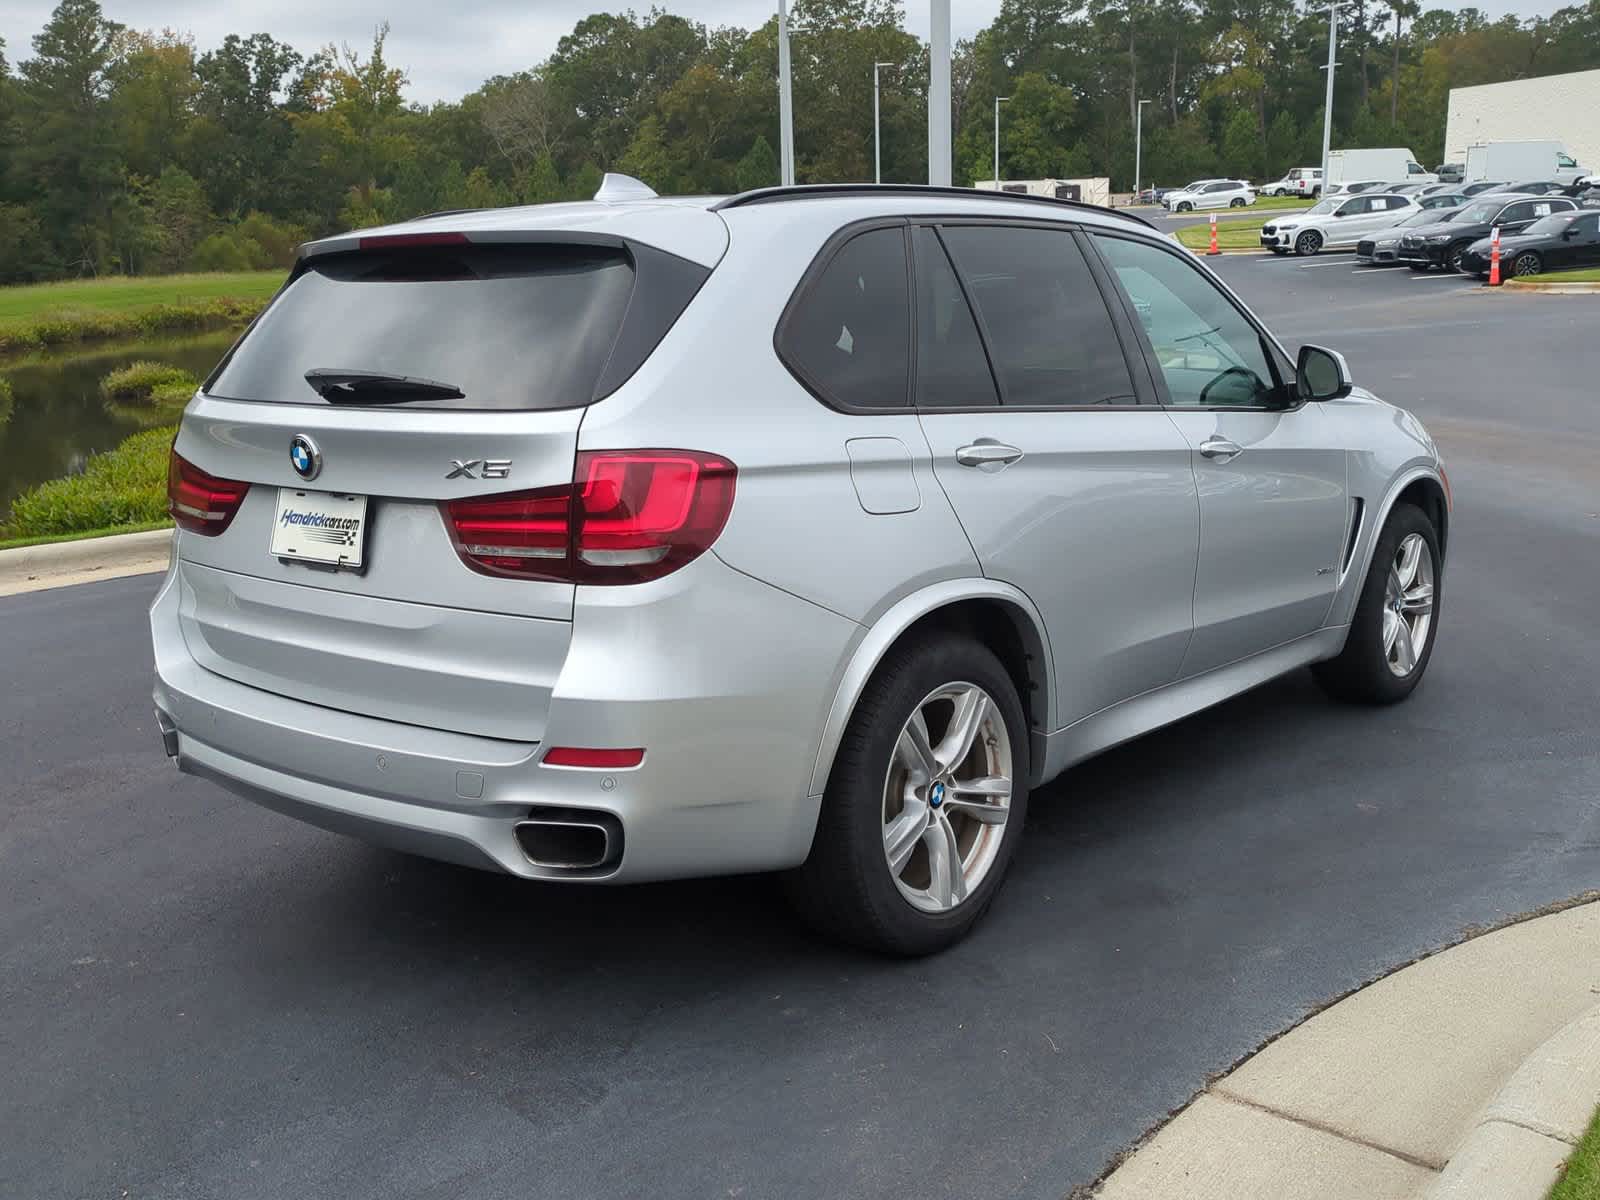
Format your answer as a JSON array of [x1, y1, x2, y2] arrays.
[[929, 781, 946, 808], [289, 435, 321, 481]]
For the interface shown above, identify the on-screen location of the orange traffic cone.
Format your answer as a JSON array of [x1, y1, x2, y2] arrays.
[[1207, 213, 1220, 256], [1487, 225, 1502, 286]]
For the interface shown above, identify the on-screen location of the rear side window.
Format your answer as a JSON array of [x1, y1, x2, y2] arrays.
[[780, 227, 911, 409], [209, 244, 638, 411], [913, 227, 999, 409], [939, 225, 1136, 407]]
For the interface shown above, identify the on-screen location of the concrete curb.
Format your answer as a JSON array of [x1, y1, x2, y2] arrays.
[[1095, 899, 1600, 1199], [1427, 1003, 1600, 1200], [0, 528, 171, 597], [1500, 279, 1600, 293]]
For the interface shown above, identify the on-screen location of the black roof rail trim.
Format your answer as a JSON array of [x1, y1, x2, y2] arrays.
[[411, 207, 489, 221], [711, 184, 1155, 229]]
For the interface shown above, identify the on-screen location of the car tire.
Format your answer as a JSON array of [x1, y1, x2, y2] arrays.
[[1512, 251, 1543, 277], [1409, 262, 1431, 272], [784, 633, 1030, 956], [1294, 230, 1323, 256], [1445, 240, 1471, 272], [1312, 503, 1441, 706], [1230, 197, 1247, 208], [1176, 201, 1193, 213]]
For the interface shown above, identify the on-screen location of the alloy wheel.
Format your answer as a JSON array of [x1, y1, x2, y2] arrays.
[[881, 683, 1013, 914], [1382, 533, 1435, 677], [1513, 252, 1542, 277]]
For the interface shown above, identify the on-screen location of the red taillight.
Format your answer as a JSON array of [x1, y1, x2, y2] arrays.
[[543, 747, 645, 769], [167, 449, 250, 536], [443, 450, 736, 584], [357, 231, 470, 250]]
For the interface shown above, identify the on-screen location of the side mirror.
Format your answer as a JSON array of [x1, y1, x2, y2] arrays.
[[1296, 345, 1353, 402]]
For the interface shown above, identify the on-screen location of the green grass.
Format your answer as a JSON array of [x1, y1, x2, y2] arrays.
[[1507, 265, 1600, 284], [0, 519, 171, 552], [100, 360, 197, 401], [1253, 195, 1317, 211], [3, 427, 175, 539], [0, 271, 282, 323], [0, 271, 280, 356], [1177, 221, 1268, 250], [1549, 1105, 1600, 1200]]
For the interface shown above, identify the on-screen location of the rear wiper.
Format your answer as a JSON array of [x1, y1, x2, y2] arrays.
[[304, 368, 464, 404]]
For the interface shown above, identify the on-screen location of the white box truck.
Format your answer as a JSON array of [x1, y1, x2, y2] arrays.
[[1463, 140, 1587, 184], [973, 177, 1112, 206], [1326, 148, 1435, 185]]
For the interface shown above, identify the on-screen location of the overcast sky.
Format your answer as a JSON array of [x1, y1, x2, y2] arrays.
[[0, 0, 1570, 104]]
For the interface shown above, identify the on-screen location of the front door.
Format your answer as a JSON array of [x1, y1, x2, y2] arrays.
[[910, 222, 1200, 727], [1091, 232, 1350, 676]]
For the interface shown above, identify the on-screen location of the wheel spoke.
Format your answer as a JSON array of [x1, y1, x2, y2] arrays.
[[1392, 623, 1418, 672], [936, 687, 991, 774], [944, 776, 1011, 825], [895, 710, 939, 781], [1396, 536, 1422, 588], [883, 801, 927, 876], [1402, 581, 1433, 614], [923, 814, 966, 909], [1382, 609, 1402, 654]]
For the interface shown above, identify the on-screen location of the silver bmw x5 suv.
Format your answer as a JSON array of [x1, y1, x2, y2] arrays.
[[151, 178, 1449, 954]]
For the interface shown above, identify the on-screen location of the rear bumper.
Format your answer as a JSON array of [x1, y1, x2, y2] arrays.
[[151, 551, 860, 883]]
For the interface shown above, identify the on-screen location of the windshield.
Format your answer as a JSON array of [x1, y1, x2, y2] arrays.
[[1458, 202, 1501, 223], [1303, 198, 1341, 216], [1525, 212, 1580, 236], [1400, 208, 1452, 227]]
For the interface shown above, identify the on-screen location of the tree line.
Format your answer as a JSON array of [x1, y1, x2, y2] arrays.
[[1, 0, 1598, 283]]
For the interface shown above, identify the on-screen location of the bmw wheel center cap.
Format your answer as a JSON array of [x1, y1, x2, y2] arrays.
[[290, 435, 321, 481], [929, 781, 945, 808]]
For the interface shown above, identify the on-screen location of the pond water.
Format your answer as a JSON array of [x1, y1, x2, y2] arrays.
[[0, 332, 236, 515]]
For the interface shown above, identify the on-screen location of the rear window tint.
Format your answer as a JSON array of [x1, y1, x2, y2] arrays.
[[208, 244, 636, 410], [780, 227, 911, 409]]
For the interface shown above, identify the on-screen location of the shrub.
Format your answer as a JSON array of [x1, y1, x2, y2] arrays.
[[100, 360, 197, 401], [5, 427, 174, 538], [0, 297, 265, 355]]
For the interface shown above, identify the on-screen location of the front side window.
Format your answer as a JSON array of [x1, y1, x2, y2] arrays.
[[781, 227, 910, 409], [1094, 235, 1282, 409], [939, 225, 1136, 407], [1408, 161, 1426, 175]]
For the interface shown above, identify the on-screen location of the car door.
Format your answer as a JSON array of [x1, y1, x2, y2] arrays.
[[912, 222, 1200, 727], [1090, 232, 1351, 677], [1576, 214, 1600, 265]]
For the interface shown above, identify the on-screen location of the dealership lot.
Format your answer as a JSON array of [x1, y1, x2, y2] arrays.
[[3, 262, 1597, 1200]]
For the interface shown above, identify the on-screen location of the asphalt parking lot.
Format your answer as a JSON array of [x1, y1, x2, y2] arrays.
[[3, 261, 1598, 1200]]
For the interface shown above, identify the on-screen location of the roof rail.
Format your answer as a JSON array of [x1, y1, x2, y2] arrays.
[[411, 207, 488, 222], [711, 184, 1155, 229]]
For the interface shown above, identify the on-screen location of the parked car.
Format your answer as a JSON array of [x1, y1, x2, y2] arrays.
[[1261, 167, 1322, 197], [1436, 162, 1465, 183], [1397, 194, 1579, 271], [1460, 208, 1600, 278], [1357, 206, 1464, 265], [1459, 180, 1508, 196], [1260, 192, 1421, 256], [1165, 179, 1256, 212], [1483, 180, 1570, 196], [1323, 179, 1389, 199], [147, 177, 1451, 955]]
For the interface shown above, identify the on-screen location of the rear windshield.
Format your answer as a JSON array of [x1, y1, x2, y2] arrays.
[[208, 244, 636, 410]]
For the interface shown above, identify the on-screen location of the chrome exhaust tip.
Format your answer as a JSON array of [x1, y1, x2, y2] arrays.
[[514, 808, 623, 872]]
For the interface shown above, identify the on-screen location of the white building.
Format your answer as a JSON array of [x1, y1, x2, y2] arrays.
[[1443, 68, 1600, 174]]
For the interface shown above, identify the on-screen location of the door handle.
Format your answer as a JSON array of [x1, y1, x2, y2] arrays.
[[955, 441, 1024, 471], [1199, 437, 1243, 462]]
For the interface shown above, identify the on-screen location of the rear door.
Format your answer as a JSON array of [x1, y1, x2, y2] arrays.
[[1090, 232, 1349, 676], [912, 221, 1199, 726], [170, 235, 711, 741]]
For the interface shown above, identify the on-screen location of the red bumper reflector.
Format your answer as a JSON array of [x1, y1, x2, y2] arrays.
[[542, 747, 645, 769]]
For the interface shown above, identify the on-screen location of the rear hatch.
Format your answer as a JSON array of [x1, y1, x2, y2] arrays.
[[171, 225, 716, 741]]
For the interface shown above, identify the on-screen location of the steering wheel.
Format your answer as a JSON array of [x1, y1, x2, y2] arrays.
[[1199, 366, 1261, 407]]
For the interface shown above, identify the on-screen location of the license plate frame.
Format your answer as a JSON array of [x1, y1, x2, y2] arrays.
[[269, 488, 369, 569]]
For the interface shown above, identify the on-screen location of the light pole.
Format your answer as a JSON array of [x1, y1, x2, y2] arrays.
[[1319, 0, 1342, 196], [873, 62, 894, 184], [1135, 98, 1152, 201], [993, 96, 1010, 187], [928, 0, 951, 185], [778, 0, 795, 186]]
